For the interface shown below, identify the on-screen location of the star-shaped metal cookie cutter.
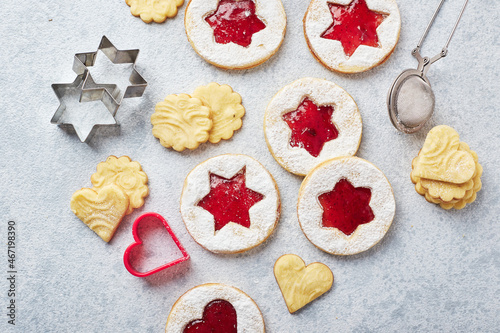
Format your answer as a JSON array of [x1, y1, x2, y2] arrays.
[[73, 36, 147, 104], [51, 36, 147, 143], [50, 72, 120, 143]]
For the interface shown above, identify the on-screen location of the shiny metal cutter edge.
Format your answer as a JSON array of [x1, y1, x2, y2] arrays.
[[73, 35, 147, 104], [50, 72, 120, 143]]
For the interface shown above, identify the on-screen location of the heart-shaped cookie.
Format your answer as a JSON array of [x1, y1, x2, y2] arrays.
[[123, 212, 189, 277], [274, 254, 333, 313], [70, 184, 129, 242], [412, 125, 475, 184]]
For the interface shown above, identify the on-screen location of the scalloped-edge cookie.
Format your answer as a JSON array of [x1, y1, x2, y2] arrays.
[[192, 83, 245, 143], [91, 156, 149, 215], [165, 283, 265, 332], [125, 0, 184, 23], [185, 0, 287, 69], [70, 184, 129, 242], [297, 156, 395, 255], [304, 0, 401, 73], [151, 94, 212, 151]]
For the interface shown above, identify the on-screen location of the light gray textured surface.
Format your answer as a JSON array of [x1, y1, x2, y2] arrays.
[[1, 0, 499, 332]]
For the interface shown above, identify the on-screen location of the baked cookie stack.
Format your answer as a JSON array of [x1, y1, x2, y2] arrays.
[[411, 125, 482, 210]]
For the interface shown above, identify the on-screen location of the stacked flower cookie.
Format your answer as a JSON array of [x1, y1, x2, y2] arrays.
[[151, 83, 245, 151], [411, 125, 482, 210], [70, 156, 149, 242]]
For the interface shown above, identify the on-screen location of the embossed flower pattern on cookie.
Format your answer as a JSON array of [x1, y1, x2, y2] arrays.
[[91, 156, 149, 215], [151, 94, 212, 151]]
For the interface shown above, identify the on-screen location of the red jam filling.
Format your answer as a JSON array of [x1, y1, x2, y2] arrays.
[[184, 299, 237, 333], [205, 0, 266, 47], [321, 0, 386, 57], [318, 179, 374, 236], [197, 167, 264, 232], [282, 98, 339, 158]]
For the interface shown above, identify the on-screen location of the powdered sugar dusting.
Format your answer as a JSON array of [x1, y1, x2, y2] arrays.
[[180, 154, 280, 253], [165, 283, 265, 332], [185, 0, 287, 69], [304, 0, 401, 73], [298, 157, 395, 255], [264, 78, 362, 176]]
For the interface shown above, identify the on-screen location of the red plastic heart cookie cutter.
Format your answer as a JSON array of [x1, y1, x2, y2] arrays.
[[124, 212, 189, 277]]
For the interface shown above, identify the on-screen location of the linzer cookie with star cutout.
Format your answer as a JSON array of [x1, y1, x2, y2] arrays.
[[298, 157, 395, 255], [165, 283, 265, 332], [264, 78, 362, 176], [185, 0, 287, 69], [304, 0, 401, 73], [180, 154, 280, 253]]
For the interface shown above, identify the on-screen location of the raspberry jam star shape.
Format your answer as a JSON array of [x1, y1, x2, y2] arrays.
[[319, 179, 375, 236], [197, 167, 264, 232], [205, 0, 266, 47], [321, 0, 387, 57], [282, 98, 339, 157]]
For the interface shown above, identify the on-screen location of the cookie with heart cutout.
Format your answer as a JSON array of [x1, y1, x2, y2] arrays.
[[304, 0, 401, 73], [165, 283, 265, 333], [297, 156, 395, 255], [264, 77, 362, 176], [180, 154, 280, 254], [185, 0, 287, 69]]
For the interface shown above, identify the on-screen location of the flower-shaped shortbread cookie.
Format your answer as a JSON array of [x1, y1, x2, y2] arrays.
[[151, 94, 212, 151], [91, 156, 149, 215], [192, 83, 245, 143], [125, 0, 184, 23]]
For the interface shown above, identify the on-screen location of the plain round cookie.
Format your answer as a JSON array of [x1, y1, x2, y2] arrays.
[[298, 157, 395, 255], [185, 0, 287, 69], [165, 283, 265, 332], [264, 77, 362, 176], [180, 154, 280, 253], [304, 0, 401, 73]]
